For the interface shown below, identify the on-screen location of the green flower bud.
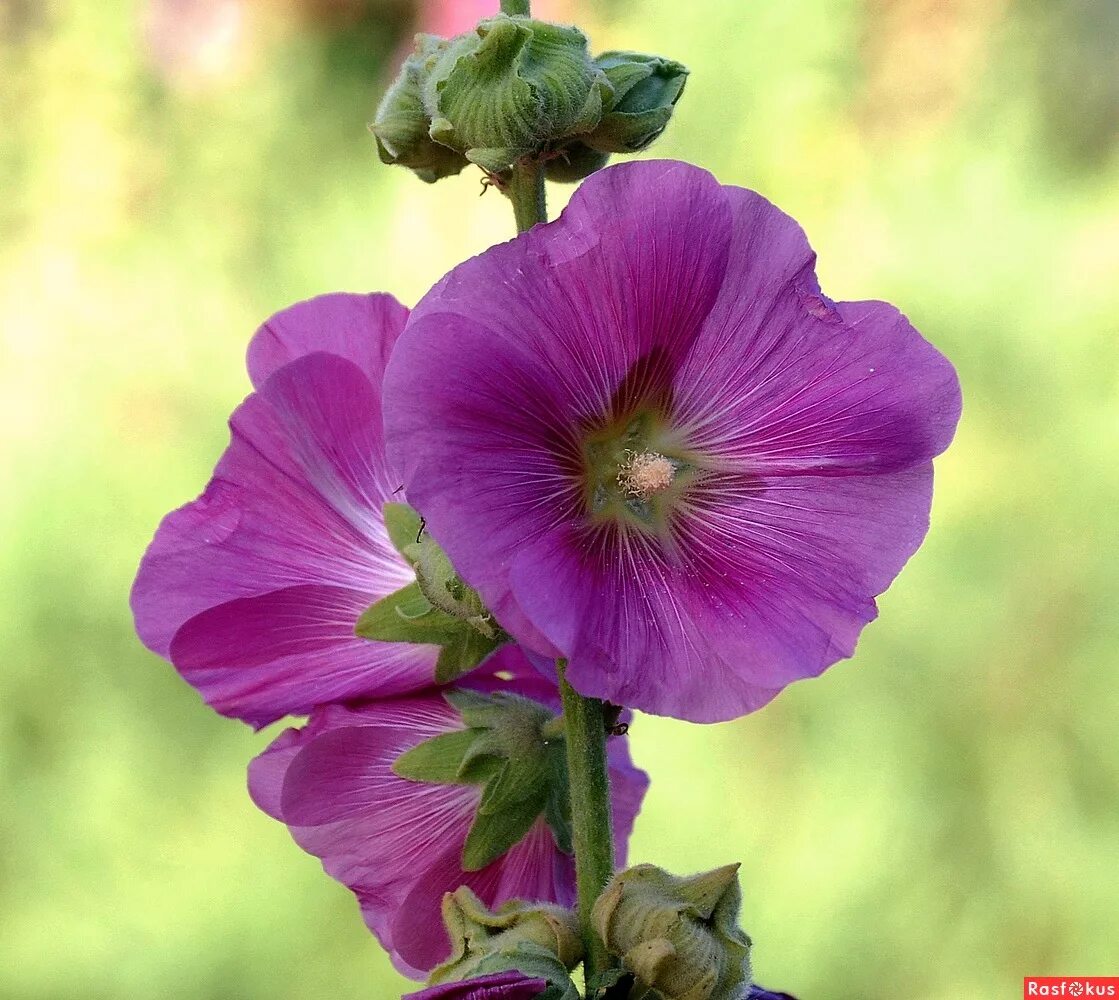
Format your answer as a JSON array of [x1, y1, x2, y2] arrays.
[[371, 34, 471, 183], [430, 888, 582, 1000], [423, 14, 612, 174], [584, 51, 689, 154], [591, 863, 752, 1000]]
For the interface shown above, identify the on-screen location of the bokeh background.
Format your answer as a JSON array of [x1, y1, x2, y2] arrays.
[[2, 0, 1117, 997]]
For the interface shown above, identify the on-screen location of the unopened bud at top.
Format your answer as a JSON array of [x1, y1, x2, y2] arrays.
[[591, 863, 752, 1000], [584, 51, 688, 153], [423, 14, 611, 174], [371, 34, 471, 183], [545, 49, 688, 183]]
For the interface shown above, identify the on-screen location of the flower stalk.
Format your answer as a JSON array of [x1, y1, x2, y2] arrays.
[[506, 159, 548, 234], [558, 660, 618, 982]]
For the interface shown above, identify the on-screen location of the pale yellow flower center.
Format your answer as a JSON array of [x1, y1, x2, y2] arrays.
[[617, 451, 676, 500]]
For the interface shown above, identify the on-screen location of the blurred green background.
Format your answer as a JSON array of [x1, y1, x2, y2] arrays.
[[2, 0, 1117, 997]]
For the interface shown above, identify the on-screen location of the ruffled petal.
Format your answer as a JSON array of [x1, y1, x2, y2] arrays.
[[246, 291, 409, 389], [677, 189, 960, 474], [132, 351, 432, 724]]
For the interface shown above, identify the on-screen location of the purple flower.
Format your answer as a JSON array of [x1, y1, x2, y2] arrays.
[[130, 292, 446, 727], [402, 972, 547, 1000], [383, 160, 961, 723], [248, 646, 649, 977], [747, 988, 798, 1000]]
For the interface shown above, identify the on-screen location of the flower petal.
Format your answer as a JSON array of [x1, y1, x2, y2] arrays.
[[402, 971, 548, 1000], [246, 291, 409, 388], [132, 351, 430, 724]]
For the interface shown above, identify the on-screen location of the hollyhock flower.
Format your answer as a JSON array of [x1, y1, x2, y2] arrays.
[[248, 647, 649, 977], [403, 971, 547, 1000], [130, 292, 449, 727], [383, 159, 961, 723]]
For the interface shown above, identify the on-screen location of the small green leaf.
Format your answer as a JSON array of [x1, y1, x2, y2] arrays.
[[392, 729, 479, 784], [462, 792, 545, 871], [382, 501, 424, 555], [355, 582, 460, 644]]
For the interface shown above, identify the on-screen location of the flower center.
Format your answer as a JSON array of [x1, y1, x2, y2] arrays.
[[618, 451, 676, 500], [580, 410, 697, 533]]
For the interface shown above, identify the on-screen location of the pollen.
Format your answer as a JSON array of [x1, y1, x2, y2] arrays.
[[618, 451, 676, 499]]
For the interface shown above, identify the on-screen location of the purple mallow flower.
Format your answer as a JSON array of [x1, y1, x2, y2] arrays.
[[402, 972, 548, 1000], [384, 160, 961, 723], [130, 292, 446, 727], [248, 646, 649, 977]]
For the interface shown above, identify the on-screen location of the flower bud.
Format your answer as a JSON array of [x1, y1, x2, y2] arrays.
[[423, 14, 611, 174], [591, 863, 752, 1000], [544, 50, 688, 183], [430, 888, 582, 1000], [583, 51, 688, 154], [371, 34, 471, 183]]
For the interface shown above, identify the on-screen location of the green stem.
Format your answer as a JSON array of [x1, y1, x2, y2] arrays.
[[558, 660, 617, 982], [506, 159, 547, 234], [500, 0, 531, 14]]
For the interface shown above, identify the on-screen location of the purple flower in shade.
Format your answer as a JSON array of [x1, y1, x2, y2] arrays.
[[747, 988, 798, 1000], [248, 646, 649, 978], [383, 160, 961, 723], [402, 971, 547, 1000], [129, 292, 454, 727]]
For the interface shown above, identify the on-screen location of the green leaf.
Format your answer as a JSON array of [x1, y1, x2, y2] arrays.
[[462, 791, 545, 871], [382, 501, 424, 556], [354, 581, 461, 644], [391, 728, 480, 784]]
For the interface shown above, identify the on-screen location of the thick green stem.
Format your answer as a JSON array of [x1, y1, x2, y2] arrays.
[[500, 0, 531, 14], [558, 661, 617, 982], [506, 159, 547, 234]]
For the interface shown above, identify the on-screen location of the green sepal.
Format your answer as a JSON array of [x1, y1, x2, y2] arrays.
[[391, 728, 479, 784], [435, 627, 501, 684], [395, 690, 574, 871], [363, 502, 503, 684], [383, 501, 424, 555], [462, 792, 545, 871], [544, 141, 610, 183], [354, 581, 461, 644]]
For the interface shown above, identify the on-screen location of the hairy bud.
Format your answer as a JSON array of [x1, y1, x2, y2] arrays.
[[371, 34, 471, 183], [430, 888, 582, 1000], [591, 863, 752, 1000], [423, 14, 611, 174]]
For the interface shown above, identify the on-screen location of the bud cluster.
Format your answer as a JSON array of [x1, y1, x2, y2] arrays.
[[372, 14, 687, 184]]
